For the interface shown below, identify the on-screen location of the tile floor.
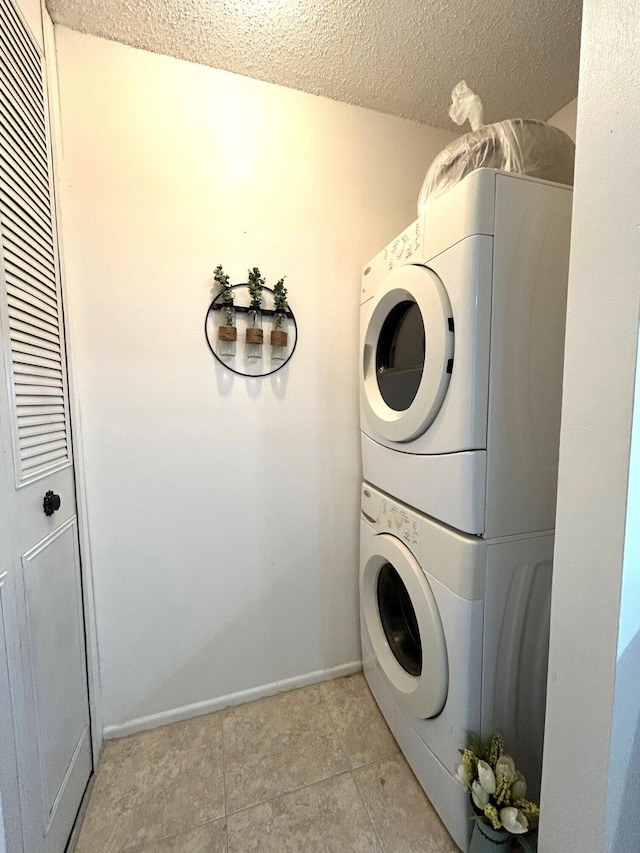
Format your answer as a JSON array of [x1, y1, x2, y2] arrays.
[[75, 672, 461, 853]]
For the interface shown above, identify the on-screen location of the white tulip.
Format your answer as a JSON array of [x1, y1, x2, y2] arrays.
[[510, 771, 527, 800], [471, 780, 490, 810], [495, 755, 516, 784], [477, 760, 497, 794], [500, 807, 529, 834], [455, 761, 471, 788]]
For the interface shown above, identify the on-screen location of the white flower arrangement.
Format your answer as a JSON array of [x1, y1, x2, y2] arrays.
[[455, 731, 539, 836]]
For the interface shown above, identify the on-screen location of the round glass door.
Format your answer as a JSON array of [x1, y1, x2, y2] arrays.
[[360, 533, 448, 718], [362, 264, 454, 443], [376, 302, 425, 412], [377, 563, 422, 676]]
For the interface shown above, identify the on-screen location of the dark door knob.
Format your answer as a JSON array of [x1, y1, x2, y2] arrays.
[[43, 490, 61, 516]]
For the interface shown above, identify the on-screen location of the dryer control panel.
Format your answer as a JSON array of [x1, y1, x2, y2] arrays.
[[361, 219, 422, 303], [361, 483, 421, 549], [383, 220, 422, 270]]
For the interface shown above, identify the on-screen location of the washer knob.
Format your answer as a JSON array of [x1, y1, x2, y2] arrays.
[[394, 513, 403, 528]]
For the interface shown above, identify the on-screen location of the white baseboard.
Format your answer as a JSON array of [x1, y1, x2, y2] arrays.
[[103, 660, 363, 740]]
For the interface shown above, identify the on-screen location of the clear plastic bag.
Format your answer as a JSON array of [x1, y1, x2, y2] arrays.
[[448, 80, 484, 131], [418, 82, 575, 214]]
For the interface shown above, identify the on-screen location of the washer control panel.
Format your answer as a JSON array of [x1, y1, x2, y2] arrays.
[[361, 483, 421, 549]]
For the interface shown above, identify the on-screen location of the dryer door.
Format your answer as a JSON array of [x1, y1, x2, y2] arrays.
[[362, 265, 454, 443], [360, 533, 448, 718]]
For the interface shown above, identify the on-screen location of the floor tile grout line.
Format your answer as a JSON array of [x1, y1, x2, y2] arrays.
[[317, 680, 353, 768], [318, 677, 402, 771], [84, 809, 225, 853], [220, 713, 228, 822], [120, 816, 226, 853], [221, 682, 351, 815], [219, 711, 230, 852], [351, 747, 401, 771], [351, 764, 386, 853], [225, 766, 359, 819]]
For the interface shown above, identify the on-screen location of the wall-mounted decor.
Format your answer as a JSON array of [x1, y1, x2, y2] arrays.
[[205, 265, 297, 377]]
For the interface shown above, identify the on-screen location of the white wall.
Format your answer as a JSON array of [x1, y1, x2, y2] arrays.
[[548, 98, 578, 141], [539, 2, 640, 851], [53, 27, 456, 732]]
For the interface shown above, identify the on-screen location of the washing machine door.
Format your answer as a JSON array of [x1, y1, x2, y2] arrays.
[[361, 533, 448, 718], [362, 264, 454, 443]]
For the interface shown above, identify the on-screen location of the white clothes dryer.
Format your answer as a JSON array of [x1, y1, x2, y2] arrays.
[[360, 169, 573, 537], [359, 482, 553, 852]]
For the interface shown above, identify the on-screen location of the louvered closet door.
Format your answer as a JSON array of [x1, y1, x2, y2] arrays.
[[0, 1, 92, 852]]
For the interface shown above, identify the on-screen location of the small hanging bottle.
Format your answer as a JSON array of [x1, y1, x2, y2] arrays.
[[271, 310, 288, 361], [246, 267, 264, 360], [213, 265, 236, 358], [246, 307, 263, 359], [218, 302, 237, 358], [271, 277, 289, 362]]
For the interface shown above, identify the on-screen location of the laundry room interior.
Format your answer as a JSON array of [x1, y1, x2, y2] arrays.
[[0, 0, 639, 852]]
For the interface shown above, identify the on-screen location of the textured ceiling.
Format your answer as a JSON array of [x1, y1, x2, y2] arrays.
[[44, 0, 582, 129]]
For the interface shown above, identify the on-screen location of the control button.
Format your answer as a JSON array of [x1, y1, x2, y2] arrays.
[[405, 243, 413, 258], [393, 241, 404, 260], [394, 513, 403, 528]]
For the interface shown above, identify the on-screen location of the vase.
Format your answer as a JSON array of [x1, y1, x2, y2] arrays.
[[218, 303, 236, 358], [246, 308, 264, 359], [270, 310, 288, 361], [468, 822, 510, 853]]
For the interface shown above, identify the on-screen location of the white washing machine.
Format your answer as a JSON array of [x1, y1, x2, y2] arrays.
[[360, 168, 573, 537], [360, 482, 553, 852]]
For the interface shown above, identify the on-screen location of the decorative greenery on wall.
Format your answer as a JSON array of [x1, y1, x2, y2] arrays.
[[205, 265, 297, 377], [273, 277, 288, 312], [247, 267, 265, 309]]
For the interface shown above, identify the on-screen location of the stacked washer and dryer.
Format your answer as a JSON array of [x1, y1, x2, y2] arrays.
[[358, 167, 573, 851]]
